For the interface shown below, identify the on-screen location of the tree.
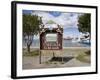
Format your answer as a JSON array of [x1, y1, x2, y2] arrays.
[[23, 14, 42, 53], [78, 14, 91, 33], [78, 14, 91, 54], [46, 20, 56, 24]]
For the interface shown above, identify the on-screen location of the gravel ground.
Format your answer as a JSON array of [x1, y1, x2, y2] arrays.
[[23, 47, 90, 69]]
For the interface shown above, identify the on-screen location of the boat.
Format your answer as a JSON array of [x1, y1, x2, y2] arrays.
[[81, 39, 91, 45], [72, 37, 81, 43]]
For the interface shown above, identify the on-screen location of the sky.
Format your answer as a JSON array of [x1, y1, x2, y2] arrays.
[[23, 10, 84, 39]]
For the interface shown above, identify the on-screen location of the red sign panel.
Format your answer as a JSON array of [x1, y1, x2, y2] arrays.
[[40, 27, 63, 50]]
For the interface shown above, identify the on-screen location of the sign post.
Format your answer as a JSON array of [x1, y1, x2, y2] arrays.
[[39, 24, 63, 64]]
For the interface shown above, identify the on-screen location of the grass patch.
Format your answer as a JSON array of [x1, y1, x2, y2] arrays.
[[76, 52, 90, 63], [53, 62, 57, 64], [23, 50, 39, 56], [85, 50, 91, 55], [60, 62, 65, 64], [45, 61, 50, 64]]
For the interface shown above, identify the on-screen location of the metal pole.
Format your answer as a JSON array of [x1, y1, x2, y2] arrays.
[[53, 51, 55, 58], [39, 50, 41, 64], [61, 50, 63, 63]]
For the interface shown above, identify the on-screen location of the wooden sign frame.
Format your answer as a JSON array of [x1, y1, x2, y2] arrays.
[[40, 27, 63, 50]]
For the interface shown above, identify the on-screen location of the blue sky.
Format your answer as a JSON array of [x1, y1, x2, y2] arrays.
[[23, 10, 83, 39]]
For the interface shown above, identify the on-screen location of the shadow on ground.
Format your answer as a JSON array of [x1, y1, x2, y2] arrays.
[[49, 57, 74, 63]]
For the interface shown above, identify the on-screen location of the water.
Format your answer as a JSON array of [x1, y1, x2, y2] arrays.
[[23, 39, 90, 48], [63, 40, 90, 47]]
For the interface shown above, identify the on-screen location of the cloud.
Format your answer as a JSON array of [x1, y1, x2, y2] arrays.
[[31, 11, 80, 29], [31, 11, 83, 38], [23, 10, 84, 39]]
